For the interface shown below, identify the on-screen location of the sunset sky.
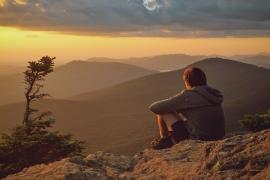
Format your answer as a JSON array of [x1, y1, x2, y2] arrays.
[[1, 0, 270, 65]]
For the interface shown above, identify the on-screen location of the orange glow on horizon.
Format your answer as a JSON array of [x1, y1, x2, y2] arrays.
[[1, 26, 270, 65], [0, 0, 5, 7]]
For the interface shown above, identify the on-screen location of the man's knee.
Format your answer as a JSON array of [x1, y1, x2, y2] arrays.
[[158, 113, 180, 131], [156, 114, 162, 118]]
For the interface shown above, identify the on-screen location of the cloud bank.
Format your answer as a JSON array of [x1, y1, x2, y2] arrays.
[[0, 0, 270, 37]]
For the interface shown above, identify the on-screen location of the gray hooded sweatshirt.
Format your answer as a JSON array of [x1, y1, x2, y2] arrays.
[[149, 85, 225, 140]]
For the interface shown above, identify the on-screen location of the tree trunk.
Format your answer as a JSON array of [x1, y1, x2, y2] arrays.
[[23, 97, 30, 125]]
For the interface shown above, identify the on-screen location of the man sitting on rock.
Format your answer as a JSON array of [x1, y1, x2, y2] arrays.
[[149, 67, 225, 150]]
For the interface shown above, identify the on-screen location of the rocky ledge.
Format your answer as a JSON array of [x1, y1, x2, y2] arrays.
[[5, 130, 270, 180]]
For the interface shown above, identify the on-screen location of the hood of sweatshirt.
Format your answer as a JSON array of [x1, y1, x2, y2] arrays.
[[191, 85, 223, 105]]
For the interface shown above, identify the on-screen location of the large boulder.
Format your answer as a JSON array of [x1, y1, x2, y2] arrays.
[[5, 130, 270, 179], [5, 152, 134, 180]]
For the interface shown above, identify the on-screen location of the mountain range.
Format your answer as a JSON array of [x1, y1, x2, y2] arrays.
[[0, 61, 156, 105], [1, 53, 269, 106], [231, 55, 270, 69], [88, 54, 270, 71], [88, 54, 207, 71], [0, 65, 24, 76], [0, 58, 269, 155]]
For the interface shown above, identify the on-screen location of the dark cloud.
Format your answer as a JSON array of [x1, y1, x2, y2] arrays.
[[0, 0, 270, 37]]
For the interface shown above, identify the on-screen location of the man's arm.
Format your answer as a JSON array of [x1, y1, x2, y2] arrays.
[[149, 90, 188, 114]]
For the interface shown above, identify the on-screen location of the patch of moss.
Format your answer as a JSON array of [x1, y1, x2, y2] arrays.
[[213, 161, 221, 171]]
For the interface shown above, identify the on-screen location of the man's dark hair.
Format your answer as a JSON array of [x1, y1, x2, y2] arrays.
[[183, 67, 207, 87]]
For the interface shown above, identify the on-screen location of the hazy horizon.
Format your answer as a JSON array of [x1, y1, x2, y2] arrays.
[[1, 0, 270, 65], [1, 49, 270, 66]]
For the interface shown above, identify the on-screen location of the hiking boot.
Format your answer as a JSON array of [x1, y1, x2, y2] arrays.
[[150, 136, 174, 150]]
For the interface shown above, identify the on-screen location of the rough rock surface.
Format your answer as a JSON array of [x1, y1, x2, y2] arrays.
[[5, 130, 270, 180]]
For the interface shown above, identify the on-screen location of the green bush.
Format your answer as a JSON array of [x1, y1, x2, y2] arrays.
[[0, 119, 83, 178], [240, 109, 270, 132]]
